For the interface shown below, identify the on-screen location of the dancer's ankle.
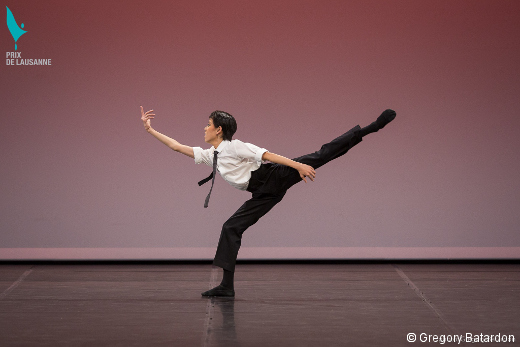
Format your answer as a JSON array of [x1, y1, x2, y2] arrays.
[[220, 268, 235, 290]]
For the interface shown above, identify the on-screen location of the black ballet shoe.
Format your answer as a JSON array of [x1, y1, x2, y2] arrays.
[[201, 284, 235, 297], [376, 109, 396, 130]]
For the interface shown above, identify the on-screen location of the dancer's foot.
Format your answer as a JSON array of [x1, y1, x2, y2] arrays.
[[201, 284, 235, 297], [376, 109, 396, 130]]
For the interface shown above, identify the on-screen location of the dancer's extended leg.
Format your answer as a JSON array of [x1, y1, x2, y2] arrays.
[[278, 109, 397, 190], [358, 109, 396, 137]]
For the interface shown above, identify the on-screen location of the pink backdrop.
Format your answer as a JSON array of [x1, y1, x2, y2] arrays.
[[1, 0, 519, 259]]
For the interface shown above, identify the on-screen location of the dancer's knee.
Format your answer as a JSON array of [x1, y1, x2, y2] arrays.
[[222, 218, 251, 239], [222, 219, 238, 234]]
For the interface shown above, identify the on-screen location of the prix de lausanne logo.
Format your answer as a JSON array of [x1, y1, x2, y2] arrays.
[[5, 6, 27, 51], [6, 6, 26, 50], [5, 6, 51, 66]]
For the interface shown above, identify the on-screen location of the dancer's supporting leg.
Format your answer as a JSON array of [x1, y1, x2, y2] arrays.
[[202, 192, 285, 297]]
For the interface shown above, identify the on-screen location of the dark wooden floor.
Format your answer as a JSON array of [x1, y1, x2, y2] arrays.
[[0, 262, 518, 346]]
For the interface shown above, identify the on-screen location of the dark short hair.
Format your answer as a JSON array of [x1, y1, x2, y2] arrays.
[[209, 110, 237, 141]]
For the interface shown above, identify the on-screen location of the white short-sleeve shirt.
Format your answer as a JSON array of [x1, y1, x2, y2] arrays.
[[192, 139, 268, 191]]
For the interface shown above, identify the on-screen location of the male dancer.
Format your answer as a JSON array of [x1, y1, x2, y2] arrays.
[[140, 106, 396, 297]]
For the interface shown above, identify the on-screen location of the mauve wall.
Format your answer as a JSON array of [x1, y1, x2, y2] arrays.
[[1, 0, 519, 260]]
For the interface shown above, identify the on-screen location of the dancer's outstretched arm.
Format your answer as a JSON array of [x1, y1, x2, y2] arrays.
[[140, 106, 194, 159], [262, 152, 316, 183]]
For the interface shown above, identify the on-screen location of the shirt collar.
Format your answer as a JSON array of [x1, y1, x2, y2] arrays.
[[215, 140, 230, 153]]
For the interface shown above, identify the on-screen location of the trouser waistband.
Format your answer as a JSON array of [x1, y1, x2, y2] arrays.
[[246, 163, 273, 193]]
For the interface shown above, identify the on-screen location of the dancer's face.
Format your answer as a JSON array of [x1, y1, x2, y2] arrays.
[[204, 118, 222, 144]]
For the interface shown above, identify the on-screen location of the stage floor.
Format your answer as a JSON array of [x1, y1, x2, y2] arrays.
[[1, 262, 518, 346]]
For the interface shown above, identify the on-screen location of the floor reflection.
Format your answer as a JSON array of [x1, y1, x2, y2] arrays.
[[204, 297, 241, 347]]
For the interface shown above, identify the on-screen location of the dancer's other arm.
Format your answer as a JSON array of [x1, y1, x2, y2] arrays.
[[140, 106, 194, 159], [262, 152, 316, 183]]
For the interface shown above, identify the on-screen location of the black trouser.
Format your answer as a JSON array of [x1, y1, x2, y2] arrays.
[[213, 125, 363, 272]]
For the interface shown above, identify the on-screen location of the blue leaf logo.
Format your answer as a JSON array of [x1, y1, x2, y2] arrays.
[[6, 6, 27, 50]]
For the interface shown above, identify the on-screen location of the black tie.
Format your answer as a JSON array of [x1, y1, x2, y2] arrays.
[[197, 151, 219, 208]]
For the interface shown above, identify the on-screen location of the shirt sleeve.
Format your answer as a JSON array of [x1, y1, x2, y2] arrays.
[[232, 140, 268, 162], [192, 146, 213, 166]]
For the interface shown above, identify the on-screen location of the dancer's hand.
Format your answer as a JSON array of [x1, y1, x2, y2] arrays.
[[140, 106, 155, 131], [297, 163, 316, 183]]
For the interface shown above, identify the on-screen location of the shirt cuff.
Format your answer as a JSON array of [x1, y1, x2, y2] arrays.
[[255, 148, 268, 162]]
